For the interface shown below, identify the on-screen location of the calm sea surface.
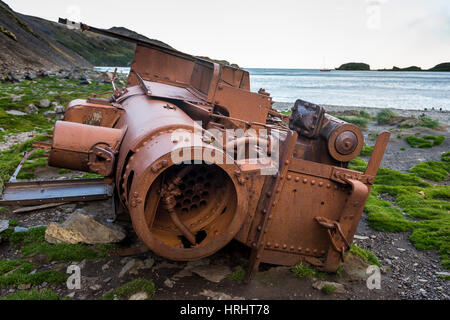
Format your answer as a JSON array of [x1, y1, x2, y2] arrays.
[[95, 67, 450, 111]]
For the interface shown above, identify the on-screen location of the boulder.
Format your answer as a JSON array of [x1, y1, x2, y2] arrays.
[[45, 212, 126, 244], [39, 99, 51, 108]]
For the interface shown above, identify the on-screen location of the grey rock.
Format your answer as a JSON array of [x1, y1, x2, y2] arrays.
[[0, 220, 9, 233], [23, 73, 36, 80], [312, 281, 347, 294], [90, 284, 102, 291], [129, 292, 149, 300], [18, 284, 31, 290], [11, 94, 24, 102], [14, 226, 29, 233], [43, 110, 56, 117], [45, 212, 126, 244], [191, 264, 231, 283], [199, 289, 244, 300], [164, 278, 175, 288], [79, 78, 92, 85], [39, 99, 51, 108], [54, 105, 65, 114], [25, 104, 39, 114], [118, 259, 145, 278], [6, 110, 27, 116]]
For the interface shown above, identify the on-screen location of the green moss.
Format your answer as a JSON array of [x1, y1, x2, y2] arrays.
[[291, 263, 325, 279], [0, 289, 64, 300], [0, 25, 17, 41], [405, 135, 445, 148], [360, 145, 374, 156], [57, 168, 72, 174], [0, 259, 67, 287], [9, 226, 114, 262], [409, 161, 449, 182], [417, 116, 440, 129], [365, 185, 450, 268], [359, 110, 372, 119], [442, 151, 450, 162], [0, 135, 50, 189], [102, 278, 156, 300], [333, 115, 369, 129], [321, 284, 336, 295], [8, 219, 18, 227], [349, 244, 381, 267], [400, 147, 406, 151], [376, 109, 398, 125], [0, 259, 27, 275], [349, 156, 450, 268], [227, 267, 245, 282]]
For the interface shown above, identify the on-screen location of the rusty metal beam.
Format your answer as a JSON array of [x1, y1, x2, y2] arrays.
[[0, 179, 113, 206]]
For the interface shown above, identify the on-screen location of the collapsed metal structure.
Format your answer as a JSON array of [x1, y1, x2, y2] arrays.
[[4, 19, 390, 281]]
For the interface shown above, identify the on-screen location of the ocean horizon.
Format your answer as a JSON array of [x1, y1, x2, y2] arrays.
[[94, 67, 450, 111]]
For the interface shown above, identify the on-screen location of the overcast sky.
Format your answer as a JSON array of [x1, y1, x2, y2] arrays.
[[4, 0, 450, 69]]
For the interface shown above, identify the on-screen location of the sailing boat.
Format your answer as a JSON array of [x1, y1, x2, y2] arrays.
[[320, 57, 331, 72]]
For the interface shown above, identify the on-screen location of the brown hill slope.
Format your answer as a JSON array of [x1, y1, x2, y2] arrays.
[[0, 1, 170, 74]]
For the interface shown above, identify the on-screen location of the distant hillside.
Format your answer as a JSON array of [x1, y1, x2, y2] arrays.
[[0, 0, 170, 73], [336, 62, 370, 71], [428, 62, 450, 72]]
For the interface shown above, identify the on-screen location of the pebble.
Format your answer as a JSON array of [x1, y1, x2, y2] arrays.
[[90, 284, 102, 291], [39, 99, 51, 108], [164, 278, 175, 288], [6, 110, 27, 116]]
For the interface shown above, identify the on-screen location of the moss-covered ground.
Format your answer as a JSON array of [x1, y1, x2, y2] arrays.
[[405, 135, 445, 148], [102, 278, 156, 300], [0, 76, 114, 139], [349, 155, 450, 269]]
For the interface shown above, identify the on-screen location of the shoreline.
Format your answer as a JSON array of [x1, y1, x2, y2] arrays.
[[273, 102, 450, 127]]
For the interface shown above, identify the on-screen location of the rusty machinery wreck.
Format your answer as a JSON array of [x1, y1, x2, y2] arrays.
[[0, 19, 389, 281]]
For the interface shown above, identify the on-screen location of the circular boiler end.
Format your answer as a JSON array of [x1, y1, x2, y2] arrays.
[[335, 131, 358, 155], [327, 124, 364, 162], [127, 148, 248, 261]]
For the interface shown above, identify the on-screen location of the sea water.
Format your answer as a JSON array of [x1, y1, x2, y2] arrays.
[[94, 67, 450, 111]]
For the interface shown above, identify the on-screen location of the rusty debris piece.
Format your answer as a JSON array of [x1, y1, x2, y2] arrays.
[[10, 18, 389, 280]]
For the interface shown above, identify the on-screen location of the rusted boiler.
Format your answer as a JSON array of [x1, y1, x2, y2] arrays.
[[48, 19, 389, 280]]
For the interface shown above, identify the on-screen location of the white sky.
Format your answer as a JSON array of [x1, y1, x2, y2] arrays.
[[4, 0, 450, 69]]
